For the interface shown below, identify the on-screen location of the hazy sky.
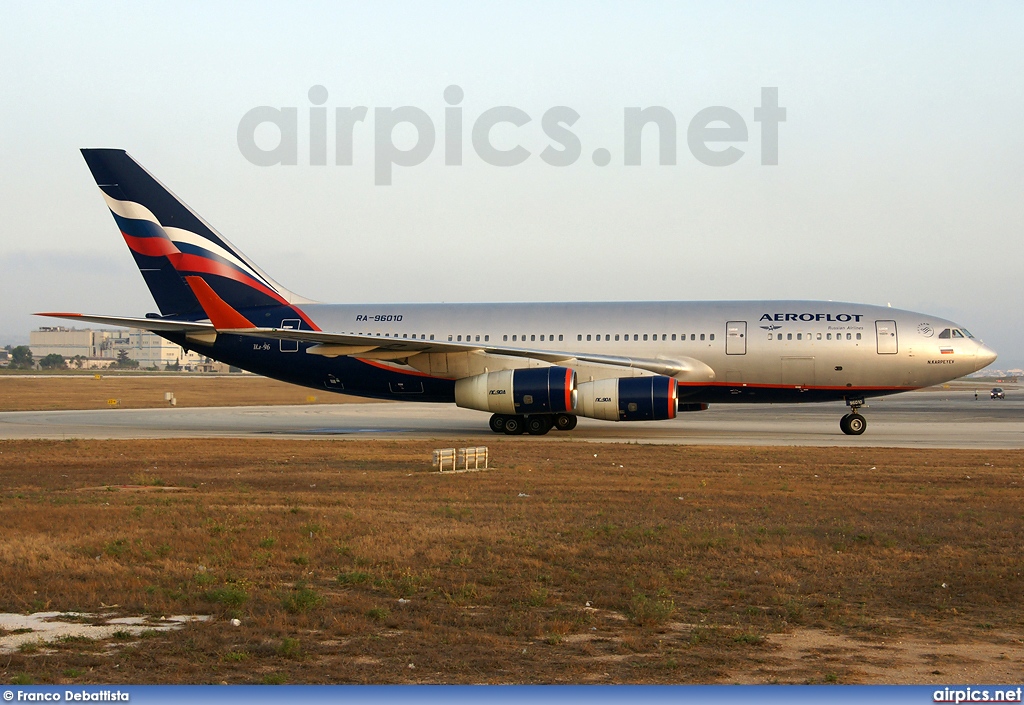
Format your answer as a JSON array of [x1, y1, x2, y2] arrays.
[[2, 2, 1021, 367]]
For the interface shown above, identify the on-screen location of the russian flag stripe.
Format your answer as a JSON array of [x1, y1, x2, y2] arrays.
[[121, 231, 179, 258]]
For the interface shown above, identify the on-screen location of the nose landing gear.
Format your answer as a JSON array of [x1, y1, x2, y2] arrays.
[[840, 397, 867, 435], [840, 413, 866, 435]]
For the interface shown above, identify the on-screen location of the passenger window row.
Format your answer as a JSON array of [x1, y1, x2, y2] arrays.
[[497, 334, 564, 343], [573, 333, 715, 342], [364, 330, 728, 346]]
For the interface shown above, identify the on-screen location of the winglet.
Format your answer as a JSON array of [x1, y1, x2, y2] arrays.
[[184, 275, 255, 329]]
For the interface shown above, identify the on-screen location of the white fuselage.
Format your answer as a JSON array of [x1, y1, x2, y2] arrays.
[[296, 299, 995, 396]]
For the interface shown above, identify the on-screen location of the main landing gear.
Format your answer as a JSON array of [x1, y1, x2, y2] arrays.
[[489, 413, 577, 436], [840, 398, 867, 436]]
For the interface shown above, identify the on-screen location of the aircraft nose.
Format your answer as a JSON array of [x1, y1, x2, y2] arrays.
[[975, 343, 998, 370]]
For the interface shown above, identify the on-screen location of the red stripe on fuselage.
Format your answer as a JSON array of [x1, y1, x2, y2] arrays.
[[675, 381, 919, 392], [289, 306, 321, 332]]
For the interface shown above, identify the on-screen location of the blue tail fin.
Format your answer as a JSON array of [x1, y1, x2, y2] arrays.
[[81, 149, 312, 317]]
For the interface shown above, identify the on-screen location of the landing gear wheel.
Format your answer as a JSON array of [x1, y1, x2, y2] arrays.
[[527, 415, 553, 436], [489, 414, 507, 433], [840, 413, 867, 435], [553, 413, 578, 431], [502, 415, 526, 435]]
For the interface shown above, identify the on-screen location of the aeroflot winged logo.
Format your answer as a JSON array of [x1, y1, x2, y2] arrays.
[[760, 313, 864, 322]]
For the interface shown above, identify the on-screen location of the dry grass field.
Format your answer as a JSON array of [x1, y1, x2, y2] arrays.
[[0, 438, 1021, 685], [0, 374, 372, 411]]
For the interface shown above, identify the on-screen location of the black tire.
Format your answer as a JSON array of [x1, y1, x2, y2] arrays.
[[839, 413, 851, 435], [527, 415, 553, 435], [503, 415, 526, 435], [553, 413, 578, 431], [489, 414, 506, 433], [846, 413, 867, 435]]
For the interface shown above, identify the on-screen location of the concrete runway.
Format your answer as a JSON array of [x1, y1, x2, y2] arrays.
[[1, 389, 1021, 448]]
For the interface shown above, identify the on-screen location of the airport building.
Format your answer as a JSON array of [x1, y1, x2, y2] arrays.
[[125, 329, 207, 368], [29, 327, 106, 359], [29, 327, 208, 369]]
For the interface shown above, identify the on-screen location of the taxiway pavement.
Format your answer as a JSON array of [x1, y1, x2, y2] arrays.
[[0, 390, 1020, 448]]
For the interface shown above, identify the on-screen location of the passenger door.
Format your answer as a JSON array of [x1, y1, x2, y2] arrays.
[[875, 320, 898, 354], [726, 321, 747, 355]]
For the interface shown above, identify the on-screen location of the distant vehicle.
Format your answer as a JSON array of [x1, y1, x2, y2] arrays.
[[990, 388, 1005, 399]]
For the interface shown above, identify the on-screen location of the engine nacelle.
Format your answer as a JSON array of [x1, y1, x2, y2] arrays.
[[454, 366, 577, 415], [577, 376, 678, 421]]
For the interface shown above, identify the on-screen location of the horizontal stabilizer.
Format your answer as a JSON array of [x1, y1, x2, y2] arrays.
[[36, 312, 214, 334]]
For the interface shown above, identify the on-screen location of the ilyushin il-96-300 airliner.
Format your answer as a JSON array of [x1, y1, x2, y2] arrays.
[[40, 149, 997, 436]]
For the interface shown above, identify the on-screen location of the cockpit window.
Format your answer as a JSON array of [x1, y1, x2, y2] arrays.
[[961, 328, 974, 338], [952, 329, 964, 338], [938, 328, 951, 339]]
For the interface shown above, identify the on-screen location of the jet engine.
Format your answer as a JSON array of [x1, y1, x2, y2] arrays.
[[455, 366, 577, 415], [576, 375, 678, 421]]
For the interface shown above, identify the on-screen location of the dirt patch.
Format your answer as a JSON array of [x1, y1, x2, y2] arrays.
[[731, 627, 1024, 684]]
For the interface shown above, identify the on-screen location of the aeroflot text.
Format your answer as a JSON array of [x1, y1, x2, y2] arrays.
[[759, 313, 864, 323]]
